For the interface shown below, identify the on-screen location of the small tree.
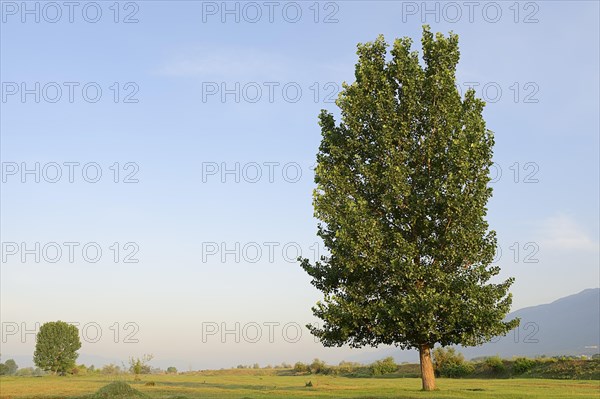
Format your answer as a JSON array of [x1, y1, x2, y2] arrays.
[[0, 359, 18, 375], [310, 358, 327, 374], [484, 355, 505, 373], [293, 362, 310, 373], [129, 354, 153, 380], [34, 321, 81, 375], [432, 347, 463, 376], [167, 366, 178, 374], [370, 357, 398, 375], [432, 347, 474, 377]]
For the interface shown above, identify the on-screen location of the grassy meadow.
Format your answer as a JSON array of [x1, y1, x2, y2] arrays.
[[1, 369, 599, 399]]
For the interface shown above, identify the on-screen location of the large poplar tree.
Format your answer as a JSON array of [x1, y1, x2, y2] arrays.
[[299, 26, 518, 391]]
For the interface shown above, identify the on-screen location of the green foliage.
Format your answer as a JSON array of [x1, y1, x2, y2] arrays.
[[485, 356, 506, 373], [33, 321, 82, 375], [521, 358, 600, 380], [442, 362, 474, 378], [92, 381, 146, 398], [293, 362, 310, 373], [2, 359, 18, 375], [433, 347, 466, 377], [370, 357, 398, 375], [167, 366, 178, 374], [310, 358, 327, 374], [513, 357, 537, 374], [337, 361, 362, 374], [299, 26, 518, 373], [129, 354, 154, 378], [432, 347, 473, 378], [432, 347, 463, 375]]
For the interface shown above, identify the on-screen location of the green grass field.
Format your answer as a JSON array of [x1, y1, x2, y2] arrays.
[[1, 370, 599, 399]]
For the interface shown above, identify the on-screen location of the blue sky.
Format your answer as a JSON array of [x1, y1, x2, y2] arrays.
[[1, 1, 598, 369]]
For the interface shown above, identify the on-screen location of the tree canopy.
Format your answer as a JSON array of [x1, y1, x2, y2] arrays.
[[34, 321, 81, 375], [299, 26, 518, 390]]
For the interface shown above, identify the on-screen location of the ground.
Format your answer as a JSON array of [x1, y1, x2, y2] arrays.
[[1, 370, 599, 399]]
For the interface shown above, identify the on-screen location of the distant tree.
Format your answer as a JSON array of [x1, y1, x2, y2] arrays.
[[3, 359, 18, 375], [101, 363, 121, 374], [432, 347, 464, 377], [15, 367, 33, 376], [293, 362, 310, 373], [370, 357, 398, 375], [252, 363, 260, 369], [129, 354, 153, 380], [513, 357, 536, 374], [310, 358, 327, 374], [299, 26, 518, 391], [0, 363, 8, 375], [34, 321, 81, 375], [432, 347, 473, 377], [335, 361, 358, 374], [167, 366, 177, 374], [484, 355, 505, 373]]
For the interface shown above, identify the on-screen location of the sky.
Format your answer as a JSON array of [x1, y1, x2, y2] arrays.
[[0, 1, 598, 370]]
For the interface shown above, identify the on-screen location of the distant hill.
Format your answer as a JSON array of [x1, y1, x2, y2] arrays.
[[460, 287, 600, 359], [348, 288, 600, 363]]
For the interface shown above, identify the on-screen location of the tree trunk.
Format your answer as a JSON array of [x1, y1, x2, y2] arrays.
[[419, 344, 436, 391]]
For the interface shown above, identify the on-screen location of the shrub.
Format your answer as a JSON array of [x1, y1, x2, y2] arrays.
[[310, 359, 327, 374], [294, 362, 310, 373], [432, 347, 467, 377], [0, 359, 18, 375], [370, 357, 398, 375], [167, 366, 177, 374], [15, 367, 43, 377], [101, 364, 122, 375], [513, 357, 536, 374], [337, 361, 361, 374], [485, 356, 505, 373], [129, 354, 153, 378], [442, 362, 474, 378], [93, 381, 145, 398]]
